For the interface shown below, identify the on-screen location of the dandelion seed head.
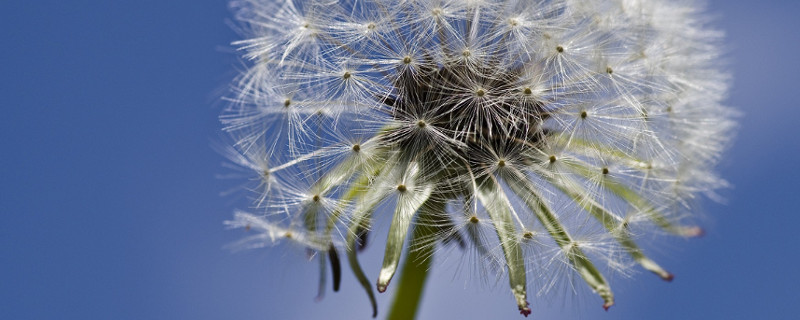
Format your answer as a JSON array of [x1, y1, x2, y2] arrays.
[[221, 0, 735, 317]]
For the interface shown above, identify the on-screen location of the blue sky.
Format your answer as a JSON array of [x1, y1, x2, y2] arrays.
[[1, 1, 799, 319]]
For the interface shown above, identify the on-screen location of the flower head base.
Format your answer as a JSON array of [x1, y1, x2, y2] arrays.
[[222, 0, 734, 317]]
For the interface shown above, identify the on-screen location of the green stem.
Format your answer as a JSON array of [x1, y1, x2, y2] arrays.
[[386, 203, 439, 320]]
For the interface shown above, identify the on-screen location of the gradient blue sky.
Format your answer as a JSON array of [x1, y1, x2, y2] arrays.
[[2, 1, 799, 319]]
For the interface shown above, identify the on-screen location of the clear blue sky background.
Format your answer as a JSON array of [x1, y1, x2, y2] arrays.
[[1, 1, 798, 319]]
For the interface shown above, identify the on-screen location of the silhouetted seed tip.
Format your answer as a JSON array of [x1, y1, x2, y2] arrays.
[[556, 45, 564, 53], [523, 87, 532, 95], [367, 23, 376, 30], [396, 184, 407, 192], [476, 89, 485, 97], [498, 160, 506, 167], [343, 72, 351, 79], [284, 232, 293, 239], [328, 245, 342, 292], [520, 307, 531, 317], [663, 273, 675, 282], [606, 66, 613, 74], [283, 99, 291, 107], [469, 215, 479, 224], [352, 144, 361, 152], [312, 195, 320, 202], [602, 167, 609, 175], [402, 56, 412, 64], [417, 120, 426, 128], [580, 111, 588, 119], [603, 302, 614, 311], [462, 50, 471, 57], [356, 229, 369, 252], [549, 155, 557, 163]]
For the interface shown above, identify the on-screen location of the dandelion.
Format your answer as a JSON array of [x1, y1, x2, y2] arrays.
[[221, 0, 735, 318]]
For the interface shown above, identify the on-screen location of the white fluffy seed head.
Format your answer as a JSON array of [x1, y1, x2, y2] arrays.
[[222, 0, 734, 317]]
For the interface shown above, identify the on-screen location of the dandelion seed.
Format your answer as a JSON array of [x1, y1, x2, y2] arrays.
[[221, 0, 735, 318]]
